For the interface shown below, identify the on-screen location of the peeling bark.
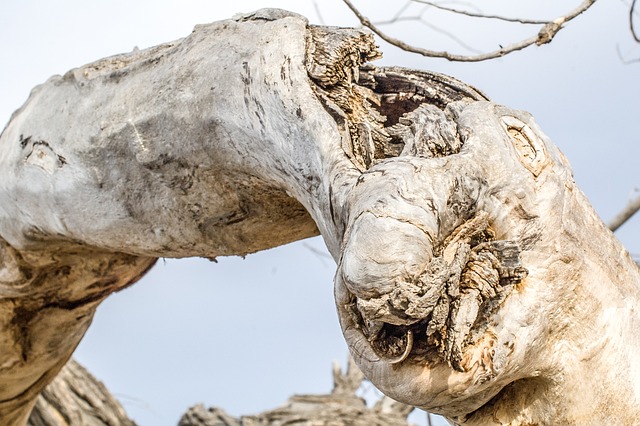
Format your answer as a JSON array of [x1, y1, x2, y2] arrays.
[[1, 8, 639, 426]]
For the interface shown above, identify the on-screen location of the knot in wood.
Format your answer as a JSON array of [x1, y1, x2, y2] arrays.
[[348, 211, 528, 371]]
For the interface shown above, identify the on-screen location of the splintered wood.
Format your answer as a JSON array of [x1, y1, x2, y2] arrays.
[[308, 37, 527, 371], [348, 211, 527, 371]]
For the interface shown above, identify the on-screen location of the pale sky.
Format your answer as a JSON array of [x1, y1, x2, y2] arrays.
[[1, 2, 638, 426]]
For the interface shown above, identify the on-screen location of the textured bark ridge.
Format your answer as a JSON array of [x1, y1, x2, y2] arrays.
[[1, 8, 640, 426], [178, 359, 412, 426], [28, 360, 135, 426], [0, 240, 154, 425], [350, 211, 527, 370], [305, 24, 528, 373], [29, 358, 411, 426]]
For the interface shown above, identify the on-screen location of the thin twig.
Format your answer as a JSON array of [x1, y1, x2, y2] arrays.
[[313, 0, 326, 25], [391, 0, 414, 23], [616, 44, 640, 64], [373, 14, 422, 26], [631, 0, 640, 42], [302, 242, 333, 266], [412, 0, 550, 24], [372, 1, 428, 26], [419, 18, 484, 54], [373, 14, 481, 53], [372, 6, 482, 53], [608, 195, 640, 232], [428, 0, 483, 15], [342, 0, 599, 62]]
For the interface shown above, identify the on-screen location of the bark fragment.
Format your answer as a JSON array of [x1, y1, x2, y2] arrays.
[[306, 33, 489, 171], [306, 26, 388, 170]]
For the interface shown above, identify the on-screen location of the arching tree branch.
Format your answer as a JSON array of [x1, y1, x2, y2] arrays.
[[341, 0, 598, 62], [1, 8, 639, 426]]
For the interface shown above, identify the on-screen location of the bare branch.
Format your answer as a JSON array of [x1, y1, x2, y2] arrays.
[[390, 0, 414, 23], [616, 43, 640, 64], [419, 18, 483, 54], [312, 0, 326, 25], [608, 194, 640, 232], [631, 0, 640, 42], [372, 11, 483, 54], [411, 0, 550, 25], [341, 0, 599, 62]]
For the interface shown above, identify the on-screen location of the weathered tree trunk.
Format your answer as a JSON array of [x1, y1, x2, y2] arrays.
[[29, 357, 412, 426], [1, 8, 639, 425], [28, 360, 135, 426]]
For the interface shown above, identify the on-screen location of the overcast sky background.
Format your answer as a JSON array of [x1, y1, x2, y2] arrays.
[[1, 2, 638, 426]]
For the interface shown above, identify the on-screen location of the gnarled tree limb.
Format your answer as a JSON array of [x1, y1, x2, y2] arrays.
[[1, 8, 639, 426]]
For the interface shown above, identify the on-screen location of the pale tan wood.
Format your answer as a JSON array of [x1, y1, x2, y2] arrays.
[[178, 358, 413, 426], [28, 359, 135, 426], [1, 8, 638, 426]]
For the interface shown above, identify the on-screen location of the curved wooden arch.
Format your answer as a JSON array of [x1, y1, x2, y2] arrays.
[[1, 9, 638, 425]]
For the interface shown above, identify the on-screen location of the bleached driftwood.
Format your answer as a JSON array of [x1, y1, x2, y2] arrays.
[[1, 8, 639, 425]]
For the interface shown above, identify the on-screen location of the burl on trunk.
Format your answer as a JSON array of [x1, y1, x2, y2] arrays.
[[0, 9, 638, 426]]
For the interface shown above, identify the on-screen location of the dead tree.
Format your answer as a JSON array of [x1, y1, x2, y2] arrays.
[[178, 358, 413, 426], [28, 360, 135, 426], [1, 8, 638, 425], [29, 358, 413, 426], [342, 0, 598, 62]]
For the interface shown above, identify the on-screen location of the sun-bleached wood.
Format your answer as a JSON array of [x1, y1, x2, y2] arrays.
[[1, 8, 639, 426]]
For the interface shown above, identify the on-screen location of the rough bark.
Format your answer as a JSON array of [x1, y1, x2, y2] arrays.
[[28, 360, 135, 426], [29, 358, 412, 426], [1, 8, 639, 426], [178, 358, 413, 426]]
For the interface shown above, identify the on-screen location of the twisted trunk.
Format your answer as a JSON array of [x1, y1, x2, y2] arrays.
[[1, 8, 638, 425]]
